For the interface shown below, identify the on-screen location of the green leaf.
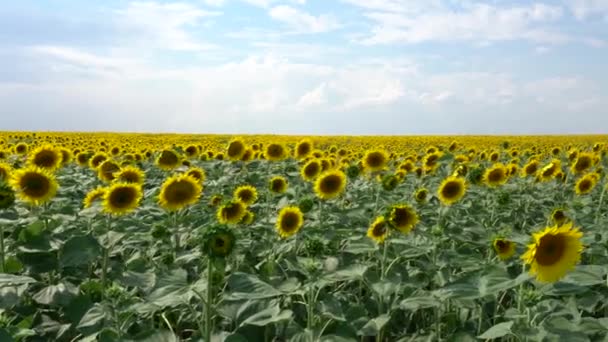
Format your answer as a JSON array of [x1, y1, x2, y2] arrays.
[[0, 274, 36, 286], [477, 321, 514, 339], [0, 328, 13, 342], [226, 272, 282, 300], [60, 234, 101, 268], [240, 307, 293, 327], [562, 265, 607, 286], [400, 295, 440, 311], [136, 330, 179, 342], [33, 283, 78, 306], [322, 265, 368, 283], [359, 315, 390, 336], [77, 303, 110, 335]]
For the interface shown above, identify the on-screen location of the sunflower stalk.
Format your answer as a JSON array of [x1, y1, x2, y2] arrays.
[[173, 211, 180, 255], [0, 223, 5, 273], [594, 183, 606, 225], [205, 257, 214, 342]]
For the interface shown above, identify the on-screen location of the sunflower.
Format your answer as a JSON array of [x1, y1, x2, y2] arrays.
[[89, 152, 109, 170], [387, 204, 418, 234], [184, 145, 199, 158], [0, 183, 16, 210], [233, 185, 258, 206], [217, 200, 246, 224], [362, 150, 388, 172], [240, 210, 255, 225], [83, 186, 107, 208], [114, 166, 145, 184], [209, 194, 223, 207], [551, 208, 568, 226], [269, 176, 288, 194], [28, 144, 63, 171], [423, 152, 442, 171], [226, 138, 246, 161], [301, 159, 322, 181], [0, 162, 11, 181], [158, 174, 202, 211], [314, 170, 347, 200], [437, 176, 466, 206], [574, 173, 598, 195], [14, 143, 28, 155], [295, 139, 313, 159], [538, 160, 560, 181], [521, 159, 539, 178], [264, 143, 287, 161], [521, 222, 583, 283], [571, 152, 594, 175], [98, 160, 121, 183], [367, 216, 389, 244], [186, 167, 206, 183], [484, 163, 508, 187], [156, 150, 181, 170], [492, 238, 516, 260], [275, 206, 304, 238], [102, 183, 142, 216], [414, 188, 428, 203], [9, 167, 58, 205], [201, 225, 236, 258]]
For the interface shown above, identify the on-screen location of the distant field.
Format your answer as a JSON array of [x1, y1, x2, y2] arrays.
[[0, 131, 607, 341]]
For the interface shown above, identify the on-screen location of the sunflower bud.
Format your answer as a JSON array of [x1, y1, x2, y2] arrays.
[[381, 174, 399, 191], [201, 225, 236, 258], [298, 197, 314, 213], [0, 183, 15, 210], [346, 164, 360, 179]]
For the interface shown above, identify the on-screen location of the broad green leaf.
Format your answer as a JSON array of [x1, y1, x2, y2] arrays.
[[0, 274, 36, 286], [136, 330, 178, 342], [33, 283, 78, 306], [77, 303, 110, 334], [226, 272, 282, 300], [241, 307, 293, 327], [359, 315, 390, 336], [60, 234, 101, 267], [477, 321, 514, 339], [400, 295, 440, 311]]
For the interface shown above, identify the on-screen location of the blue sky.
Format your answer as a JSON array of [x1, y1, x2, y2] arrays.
[[0, 0, 607, 134]]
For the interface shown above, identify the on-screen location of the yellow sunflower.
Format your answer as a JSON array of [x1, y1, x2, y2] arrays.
[[265, 143, 287, 161], [28, 144, 63, 171], [295, 139, 313, 159], [275, 206, 304, 238], [10, 167, 58, 205], [387, 204, 418, 234], [98, 160, 121, 183], [362, 150, 388, 172], [314, 170, 347, 200], [521, 159, 539, 178], [367, 216, 389, 244], [186, 167, 206, 183], [570, 152, 594, 175], [575, 173, 598, 195], [437, 176, 466, 206], [492, 238, 516, 260], [158, 174, 203, 211], [89, 152, 109, 170], [76, 152, 91, 167], [14, 143, 28, 155], [208, 194, 223, 207], [156, 150, 181, 170], [414, 188, 428, 203], [551, 208, 568, 226], [240, 210, 255, 225], [115, 165, 145, 184], [226, 138, 247, 161], [233, 185, 258, 205], [217, 200, 246, 224], [484, 163, 508, 187], [301, 159, 322, 182], [83, 186, 107, 208], [102, 183, 142, 216], [521, 222, 583, 283], [269, 176, 288, 194]]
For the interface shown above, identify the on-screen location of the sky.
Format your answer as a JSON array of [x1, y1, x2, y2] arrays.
[[0, 0, 607, 135]]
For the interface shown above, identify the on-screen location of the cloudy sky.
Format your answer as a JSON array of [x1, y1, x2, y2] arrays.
[[0, 0, 607, 134]]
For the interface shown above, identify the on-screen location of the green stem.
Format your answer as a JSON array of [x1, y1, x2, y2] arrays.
[[307, 283, 315, 336], [0, 224, 5, 273], [205, 257, 214, 342], [173, 212, 180, 255], [595, 184, 606, 225], [101, 246, 109, 297]]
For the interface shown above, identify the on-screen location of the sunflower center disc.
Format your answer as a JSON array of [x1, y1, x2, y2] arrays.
[[536, 234, 566, 266]]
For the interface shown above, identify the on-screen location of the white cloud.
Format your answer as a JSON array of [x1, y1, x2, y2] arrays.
[[269, 5, 340, 33], [115, 2, 220, 51], [566, 0, 608, 19]]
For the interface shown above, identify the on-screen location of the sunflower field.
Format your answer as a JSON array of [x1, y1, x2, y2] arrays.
[[1, 132, 608, 341]]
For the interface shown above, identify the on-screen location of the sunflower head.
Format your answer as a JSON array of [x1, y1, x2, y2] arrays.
[[314, 170, 347, 200], [9, 167, 58, 206], [217, 200, 246, 224], [115, 166, 145, 184], [0, 162, 12, 181], [575, 173, 598, 195], [301, 160, 322, 181], [484, 163, 508, 187], [98, 160, 121, 183], [201, 225, 236, 258], [156, 150, 181, 170], [14, 143, 28, 155], [186, 167, 206, 183], [83, 186, 107, 209], [521, 160, 539, 177], [76, 152, 91, 166], [276, 206, 304, 238], [233, 185, 258, 205], [295, 139, 313, 159], [521, 222, 583, 283], [240, 210, 255, 225], [414, 188, 428, 203], [367, 216, 389, 244], [265, 143, 287, 161], [184, 145, 199, 158], [102, 183, 142, 216], [571, 153, 594, 174], [209, 194, 223, 207], [381, 174, 399, 191], [492, 238, 516, 260], [298, 196, 314, 213], [437, 176, 466, 206], [0, 183, 16, 210], [226, 139, 247, 161], [362, 150, 389, 172], [28, 144, 63, 171], [387, 204, 418, 234], [159, 174, 203, 211], [268, 176, 288, 194], [89, 152, 109, 170], [551, 208, 568, 226], [346, 164, 361, 179]]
